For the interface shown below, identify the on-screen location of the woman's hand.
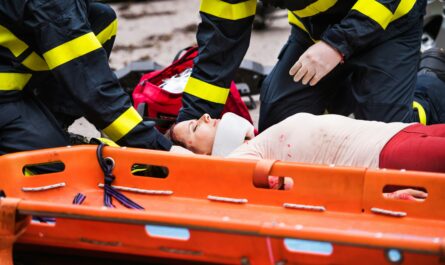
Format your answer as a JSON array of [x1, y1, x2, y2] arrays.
[[383, 189, 428, 202], [289, 41, 343, 86], [245, 128, 255, 141], [268, 176, 294, 190]]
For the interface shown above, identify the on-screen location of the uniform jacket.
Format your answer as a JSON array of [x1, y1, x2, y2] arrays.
[[0, 0, 171, 150], [178, 0, 425, 122]]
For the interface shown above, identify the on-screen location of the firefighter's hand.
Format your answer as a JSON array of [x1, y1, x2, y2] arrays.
[[289, 41, 343, 86]]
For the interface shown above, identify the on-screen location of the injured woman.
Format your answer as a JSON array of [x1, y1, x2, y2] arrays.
[[168, 112, 443, 198]]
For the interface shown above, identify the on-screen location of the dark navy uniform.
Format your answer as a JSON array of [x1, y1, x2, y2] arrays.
[[0, 0, 171, 155], [178, 0, 427, 131]]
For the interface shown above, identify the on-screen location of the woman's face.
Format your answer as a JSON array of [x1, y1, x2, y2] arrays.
[[172, 114, 220, 154]]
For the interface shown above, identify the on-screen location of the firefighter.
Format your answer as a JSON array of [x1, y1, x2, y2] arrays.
[[177, 0, 431, 131], [0, 0, 172, 155]]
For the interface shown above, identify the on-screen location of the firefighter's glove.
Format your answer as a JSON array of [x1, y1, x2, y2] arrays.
[[289, 41, 343, 86]]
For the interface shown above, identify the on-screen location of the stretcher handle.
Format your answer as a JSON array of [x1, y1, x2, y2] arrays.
[[253, 160, 278, 188], [0, 198, 31, 265], [15, 199, 445, 255]]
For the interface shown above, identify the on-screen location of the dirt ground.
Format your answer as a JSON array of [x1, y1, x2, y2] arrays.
[[69, 0, 291, 139]]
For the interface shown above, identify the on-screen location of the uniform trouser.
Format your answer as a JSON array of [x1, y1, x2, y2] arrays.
[[0, 2, 116, 155], [0, 95, 69, 155], [36, 2, 117, 129], [415, 71, 445, 124], [259, 20, 423, 132]]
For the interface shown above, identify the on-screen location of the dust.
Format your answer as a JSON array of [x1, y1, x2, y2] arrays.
[[112, 33, 173, 52], [175, 24, 198, 34], [120, 10, 175, 19]]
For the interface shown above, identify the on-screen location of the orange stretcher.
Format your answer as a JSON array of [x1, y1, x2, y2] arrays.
[[1, 145, 445, 264]]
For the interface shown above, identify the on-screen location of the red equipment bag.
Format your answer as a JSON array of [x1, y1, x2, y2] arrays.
[[132, 46, 253, 133]]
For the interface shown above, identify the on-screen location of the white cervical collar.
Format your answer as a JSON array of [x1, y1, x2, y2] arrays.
[[211, 112, 254, 157]]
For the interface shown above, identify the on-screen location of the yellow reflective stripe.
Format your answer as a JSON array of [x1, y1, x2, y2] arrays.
[[288, 11, 309, 34], [22, 52, 49, 71], [24, 168, 35, 176], [131, 166, 150, 174], [0, 25, 28, 57], [391, 0, 416, 22], [184, 77, 230, 104], [287, 11, 317, 42], [0, 73, 32, 91], [43, 32, 102, 70], [293, 0, 337, 18], [96, 19, 118, 45], [103, 107, 143, 141], [413, 101, 427, 125], [200, 0, 256, 20], [352, 0, 392, 29], [96, 137, 121, 147]]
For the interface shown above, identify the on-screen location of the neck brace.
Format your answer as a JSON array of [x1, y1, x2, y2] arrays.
[[211, 112, 254, 157]]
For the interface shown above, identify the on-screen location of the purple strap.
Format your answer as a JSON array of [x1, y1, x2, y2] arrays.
[[97, 143, 144, 210], [31, 193, 87, 223], [73, 193, 86, 205], [104, 185, 144, 210]]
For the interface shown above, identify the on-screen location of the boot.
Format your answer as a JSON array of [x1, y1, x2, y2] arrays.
[[415, 48, 445, 124]]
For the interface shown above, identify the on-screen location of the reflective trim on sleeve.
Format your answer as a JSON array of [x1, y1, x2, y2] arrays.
[[0, 25, 28, 57], [292, 0, 337, 18], [392, 0, 416, 22], [288, 11, 317, 42], [0, 25, 50, 71], [0, 73, 32, 91], [43, 32, 102, 70], [22, 52, 49, 71], [288, 11, 309, 34], [413, 101, 427, 125], [184, 77, 230, 104], [96, 19, 118, 45], [352, 0, 393, 29], [103, 107, 143, 141], [200, 0, 256, 20], [96, 137, 121, 147]]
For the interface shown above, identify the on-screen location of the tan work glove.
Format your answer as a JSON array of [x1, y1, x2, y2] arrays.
[[289, 41, 343, 86]]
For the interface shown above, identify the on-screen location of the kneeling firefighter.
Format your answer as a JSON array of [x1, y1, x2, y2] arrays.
[[0, 0, 172, 155], [178, 0, 434, 131]]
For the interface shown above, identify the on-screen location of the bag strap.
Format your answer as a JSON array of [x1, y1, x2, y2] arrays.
[[173, 46, 198, 63], [137, 102, 176, 129], [143, 117, 175, 128]]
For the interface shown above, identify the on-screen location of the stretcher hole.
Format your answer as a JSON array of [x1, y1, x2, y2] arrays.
[[145, 225, 190, 241], [22, 161, 65, 176], [284, 238, 333, 255], [382, 185, 427, 202], [31, 216, 56, 226], [131, 164, 169, 178], [253, 176, 293, 190], [386, 249, 403, 263]]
